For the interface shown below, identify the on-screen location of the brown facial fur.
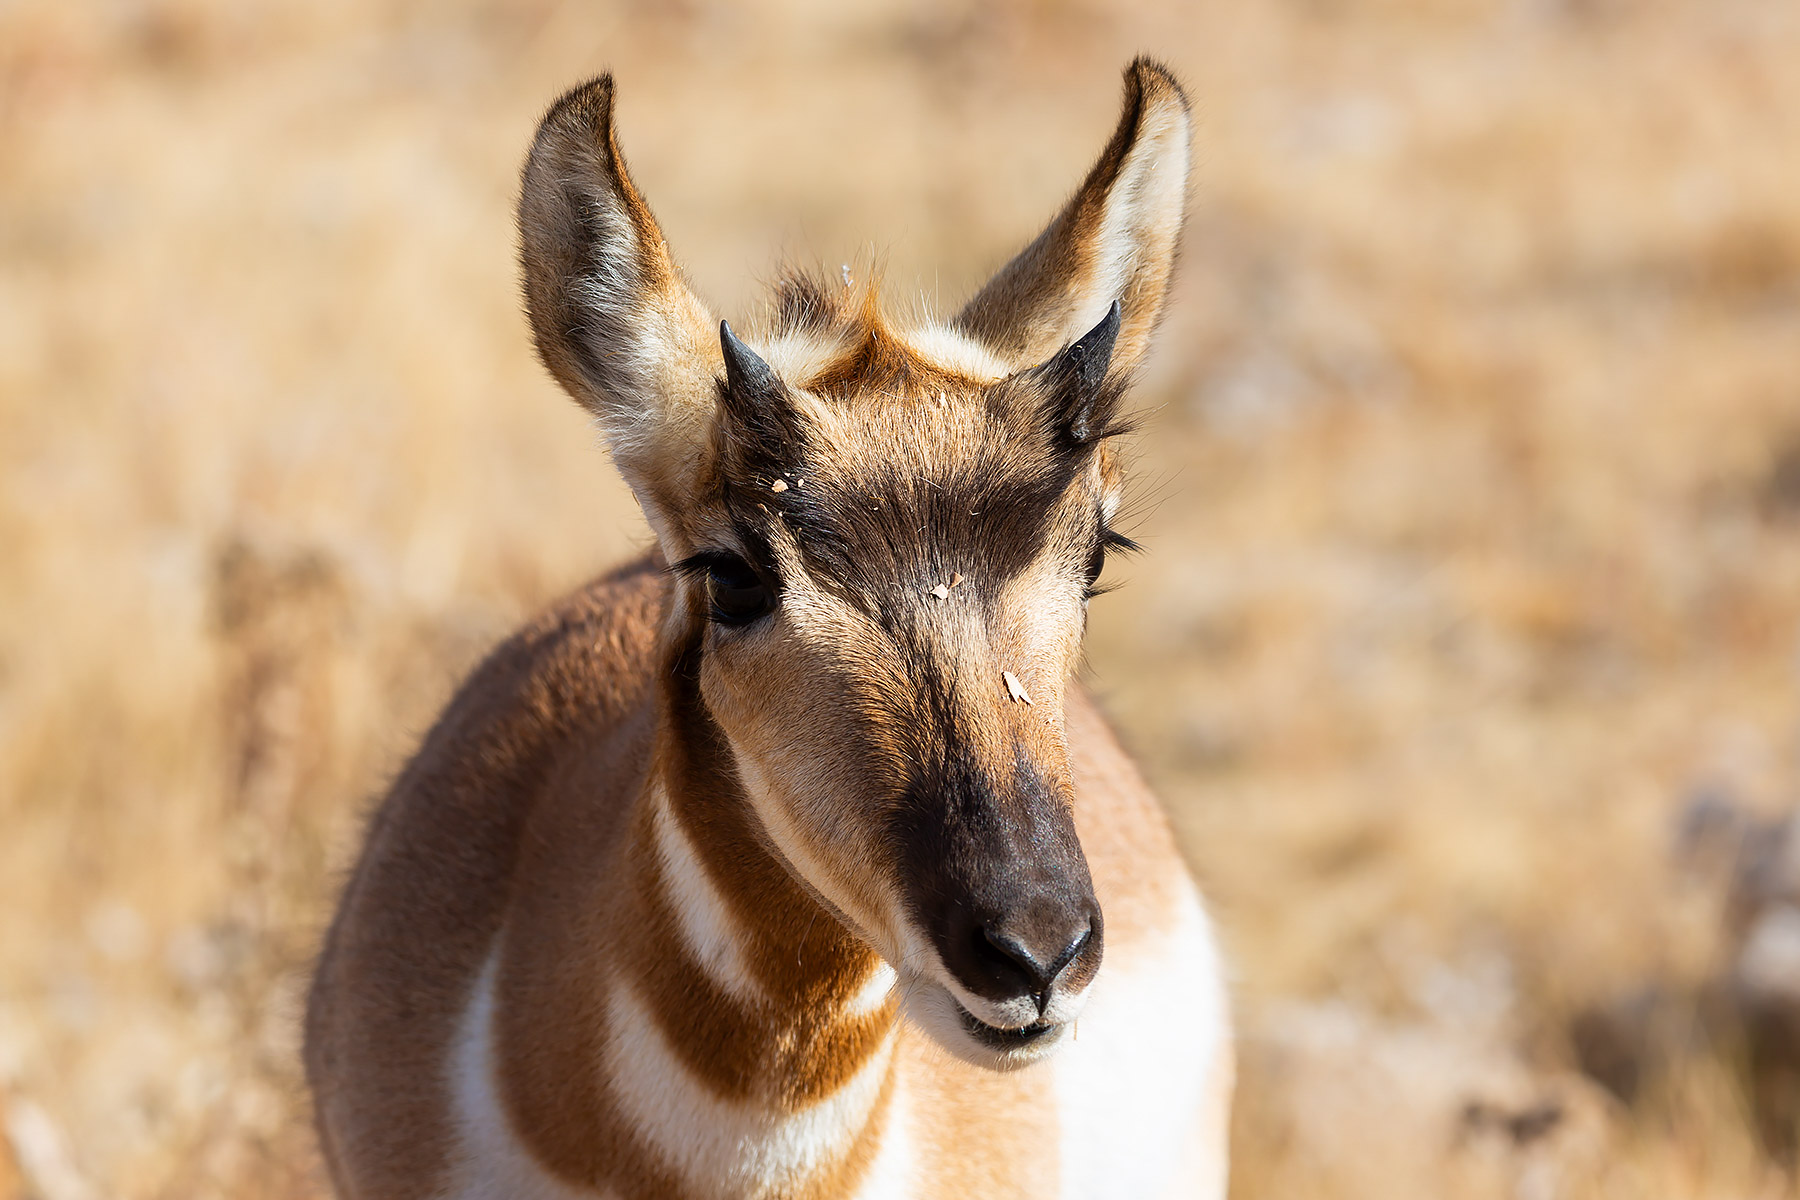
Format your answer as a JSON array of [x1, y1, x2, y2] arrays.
[[691, 381, 1114, 988]]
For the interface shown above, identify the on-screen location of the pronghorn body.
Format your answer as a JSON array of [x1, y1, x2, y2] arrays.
[[307, 60, 1232, 1200]]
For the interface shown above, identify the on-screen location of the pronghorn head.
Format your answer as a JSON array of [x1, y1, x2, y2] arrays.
[[519, 61, 1190, 1068]]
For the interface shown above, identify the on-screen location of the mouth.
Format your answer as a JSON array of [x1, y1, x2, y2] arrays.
[[953, 999, 1062, 1050]]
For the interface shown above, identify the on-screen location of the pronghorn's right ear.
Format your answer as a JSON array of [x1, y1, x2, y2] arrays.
[[955, 58, 1191, 383], [518, 75, 718, 548]]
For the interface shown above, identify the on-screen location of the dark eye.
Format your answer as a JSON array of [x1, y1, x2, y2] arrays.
[[1084, 541, 1107, 590], [704, 554, 775, 626], [1083, 527, 1140, 601]]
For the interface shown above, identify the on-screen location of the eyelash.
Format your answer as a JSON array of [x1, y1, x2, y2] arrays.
[[1084, 527, 1140, 600]]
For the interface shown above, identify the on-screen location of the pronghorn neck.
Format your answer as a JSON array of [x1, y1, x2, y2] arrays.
[[642, 631, 897, 1053], [553, 631, 902, 1195]]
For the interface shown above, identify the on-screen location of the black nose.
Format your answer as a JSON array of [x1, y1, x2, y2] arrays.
[[978, 919, 1093, 1005], [891, 750, 1104, 1015]]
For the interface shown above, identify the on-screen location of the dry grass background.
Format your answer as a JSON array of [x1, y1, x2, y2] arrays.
[[3, 0, 1799, 1196]]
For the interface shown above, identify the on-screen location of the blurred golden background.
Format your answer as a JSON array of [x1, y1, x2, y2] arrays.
[[3, 0, 1799, 1196]]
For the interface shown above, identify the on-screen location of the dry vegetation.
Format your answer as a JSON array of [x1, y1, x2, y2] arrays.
[[4, 0, 1800, 1196]]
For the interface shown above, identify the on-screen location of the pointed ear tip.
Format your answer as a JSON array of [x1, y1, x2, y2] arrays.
[[1124, 57, 1191, 112], [536, 73, 620, 144]]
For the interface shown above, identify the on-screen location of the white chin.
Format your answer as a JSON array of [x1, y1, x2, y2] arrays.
[[897, 972, 1072, 1071]]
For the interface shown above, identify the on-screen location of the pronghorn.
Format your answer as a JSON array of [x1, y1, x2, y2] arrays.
[[305, 57, 1231, 1200]]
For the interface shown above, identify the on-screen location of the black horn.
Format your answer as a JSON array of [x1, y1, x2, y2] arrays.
[[1036, 300, 1122, 445], [720, 320, 783, 404], [716, 319, 804, 471]]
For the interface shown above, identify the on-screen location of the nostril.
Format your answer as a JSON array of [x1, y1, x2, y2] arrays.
[[977, 919, 1093, 1001], [980, 925, 1053, 993], [1046, 924, 1092, 984]]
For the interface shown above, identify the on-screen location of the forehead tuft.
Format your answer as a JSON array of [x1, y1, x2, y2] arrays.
[[758, 267, 1009, 401], [746, 267, 1039, 498]]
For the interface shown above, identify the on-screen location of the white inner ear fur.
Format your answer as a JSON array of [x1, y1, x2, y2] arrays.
[[578, 280, 716, 468], [1076, 95, 1192, 344]]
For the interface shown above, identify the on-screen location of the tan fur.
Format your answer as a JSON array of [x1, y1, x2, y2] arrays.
[[307, 58, 1229, 1200]]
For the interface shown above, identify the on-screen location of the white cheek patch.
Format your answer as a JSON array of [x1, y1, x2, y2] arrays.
[[649, 787, 762, 1001]]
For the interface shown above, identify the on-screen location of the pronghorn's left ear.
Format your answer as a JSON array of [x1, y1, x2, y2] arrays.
[[518, 75, 718, 548], [955, 58, 1191, 380]]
